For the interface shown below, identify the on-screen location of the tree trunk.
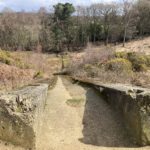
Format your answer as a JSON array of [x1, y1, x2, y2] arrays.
[[123, 25, 127, 47], [67, 42, 70, 51], [93, 34, 96, 44], [61, 55, 64, 70], [106, 35, 109, 46], [105, 32, 109, 46]]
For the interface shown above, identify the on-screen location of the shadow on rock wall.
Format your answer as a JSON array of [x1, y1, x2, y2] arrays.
[[79, 87, 137, 148]]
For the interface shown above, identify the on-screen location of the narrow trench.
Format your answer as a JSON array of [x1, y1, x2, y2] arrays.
[[36, 77, 139, 150], [61, 77, 137, 148]]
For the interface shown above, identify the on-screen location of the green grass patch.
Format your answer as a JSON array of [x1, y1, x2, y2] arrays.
[[66, 98, 85, 107]]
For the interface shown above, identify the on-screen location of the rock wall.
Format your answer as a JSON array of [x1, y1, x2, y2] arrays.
[[0, 83, 48, 149], [73, 77, 150, 146], [100, 85, 150, 146]]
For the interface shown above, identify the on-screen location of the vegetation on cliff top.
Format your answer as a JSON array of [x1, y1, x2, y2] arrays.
[[68, 47, 150, 88]]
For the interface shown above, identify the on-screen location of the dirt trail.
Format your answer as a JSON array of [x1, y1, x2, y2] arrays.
[[36, 77, 149, 150]]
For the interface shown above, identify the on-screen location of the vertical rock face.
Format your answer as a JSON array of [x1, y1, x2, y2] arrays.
[[98, 85, 150, 146], [137, 93, 150, 145], [0, 83, 48, 149]]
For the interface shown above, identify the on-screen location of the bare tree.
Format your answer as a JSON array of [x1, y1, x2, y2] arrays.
[[96, 3, 118, 45], [121, 0, 134, 47], [136, 0, 150, 36]]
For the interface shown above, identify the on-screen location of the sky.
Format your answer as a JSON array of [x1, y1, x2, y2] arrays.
[[0, 0, 117, 11]]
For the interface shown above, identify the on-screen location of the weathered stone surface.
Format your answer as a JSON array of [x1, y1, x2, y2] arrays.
[[72, 77, 150, 146], [0, 83, 48, 149]]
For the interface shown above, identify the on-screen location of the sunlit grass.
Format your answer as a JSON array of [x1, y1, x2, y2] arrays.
[[66, 98, 85, 107]]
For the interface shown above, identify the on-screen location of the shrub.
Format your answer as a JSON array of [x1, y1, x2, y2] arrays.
[[97, 69, 133, 84], [105, 58, 132, 73], [84, 64, 93, 71], [0, 50, 31, 69], [133, 64, 148, 72], [127, 52, 149, 72], [145, 55, 150, 66], [115, 51, 128, 59], [83, 47, 114, 65], [15, 59, 31, 69], [115, 52, 150, 72], [0, 50, 13, 65], [83, 64, 98, 77]]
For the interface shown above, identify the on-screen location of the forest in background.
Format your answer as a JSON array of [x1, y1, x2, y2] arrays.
[[0, 0, 149, 52]]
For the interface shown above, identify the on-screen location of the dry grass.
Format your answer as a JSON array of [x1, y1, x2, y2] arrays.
[[66, 98, 85, 107], [77, 37, 150, 56], [0, 63, 35, 90], [11, 51, 61, 77], [68, 42, 150, 88], [115, 37, 150, 54], [0, 50, 61, 91]]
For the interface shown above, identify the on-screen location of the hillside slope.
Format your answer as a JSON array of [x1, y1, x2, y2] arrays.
[[0, 50, 61, 91], [115, 37, 150, 54]]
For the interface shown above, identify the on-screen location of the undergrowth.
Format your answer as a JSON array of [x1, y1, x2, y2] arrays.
[[68, 48, 150, 88], [0, 50, 61, 91], [0, 50, 30, 69]]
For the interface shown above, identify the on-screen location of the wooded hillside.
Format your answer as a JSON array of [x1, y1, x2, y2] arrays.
[[0, 0, 149, 52]]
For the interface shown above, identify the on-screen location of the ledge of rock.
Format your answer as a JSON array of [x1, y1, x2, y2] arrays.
[[72, 76, 150, 146], [0, 83, 48, 149]]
